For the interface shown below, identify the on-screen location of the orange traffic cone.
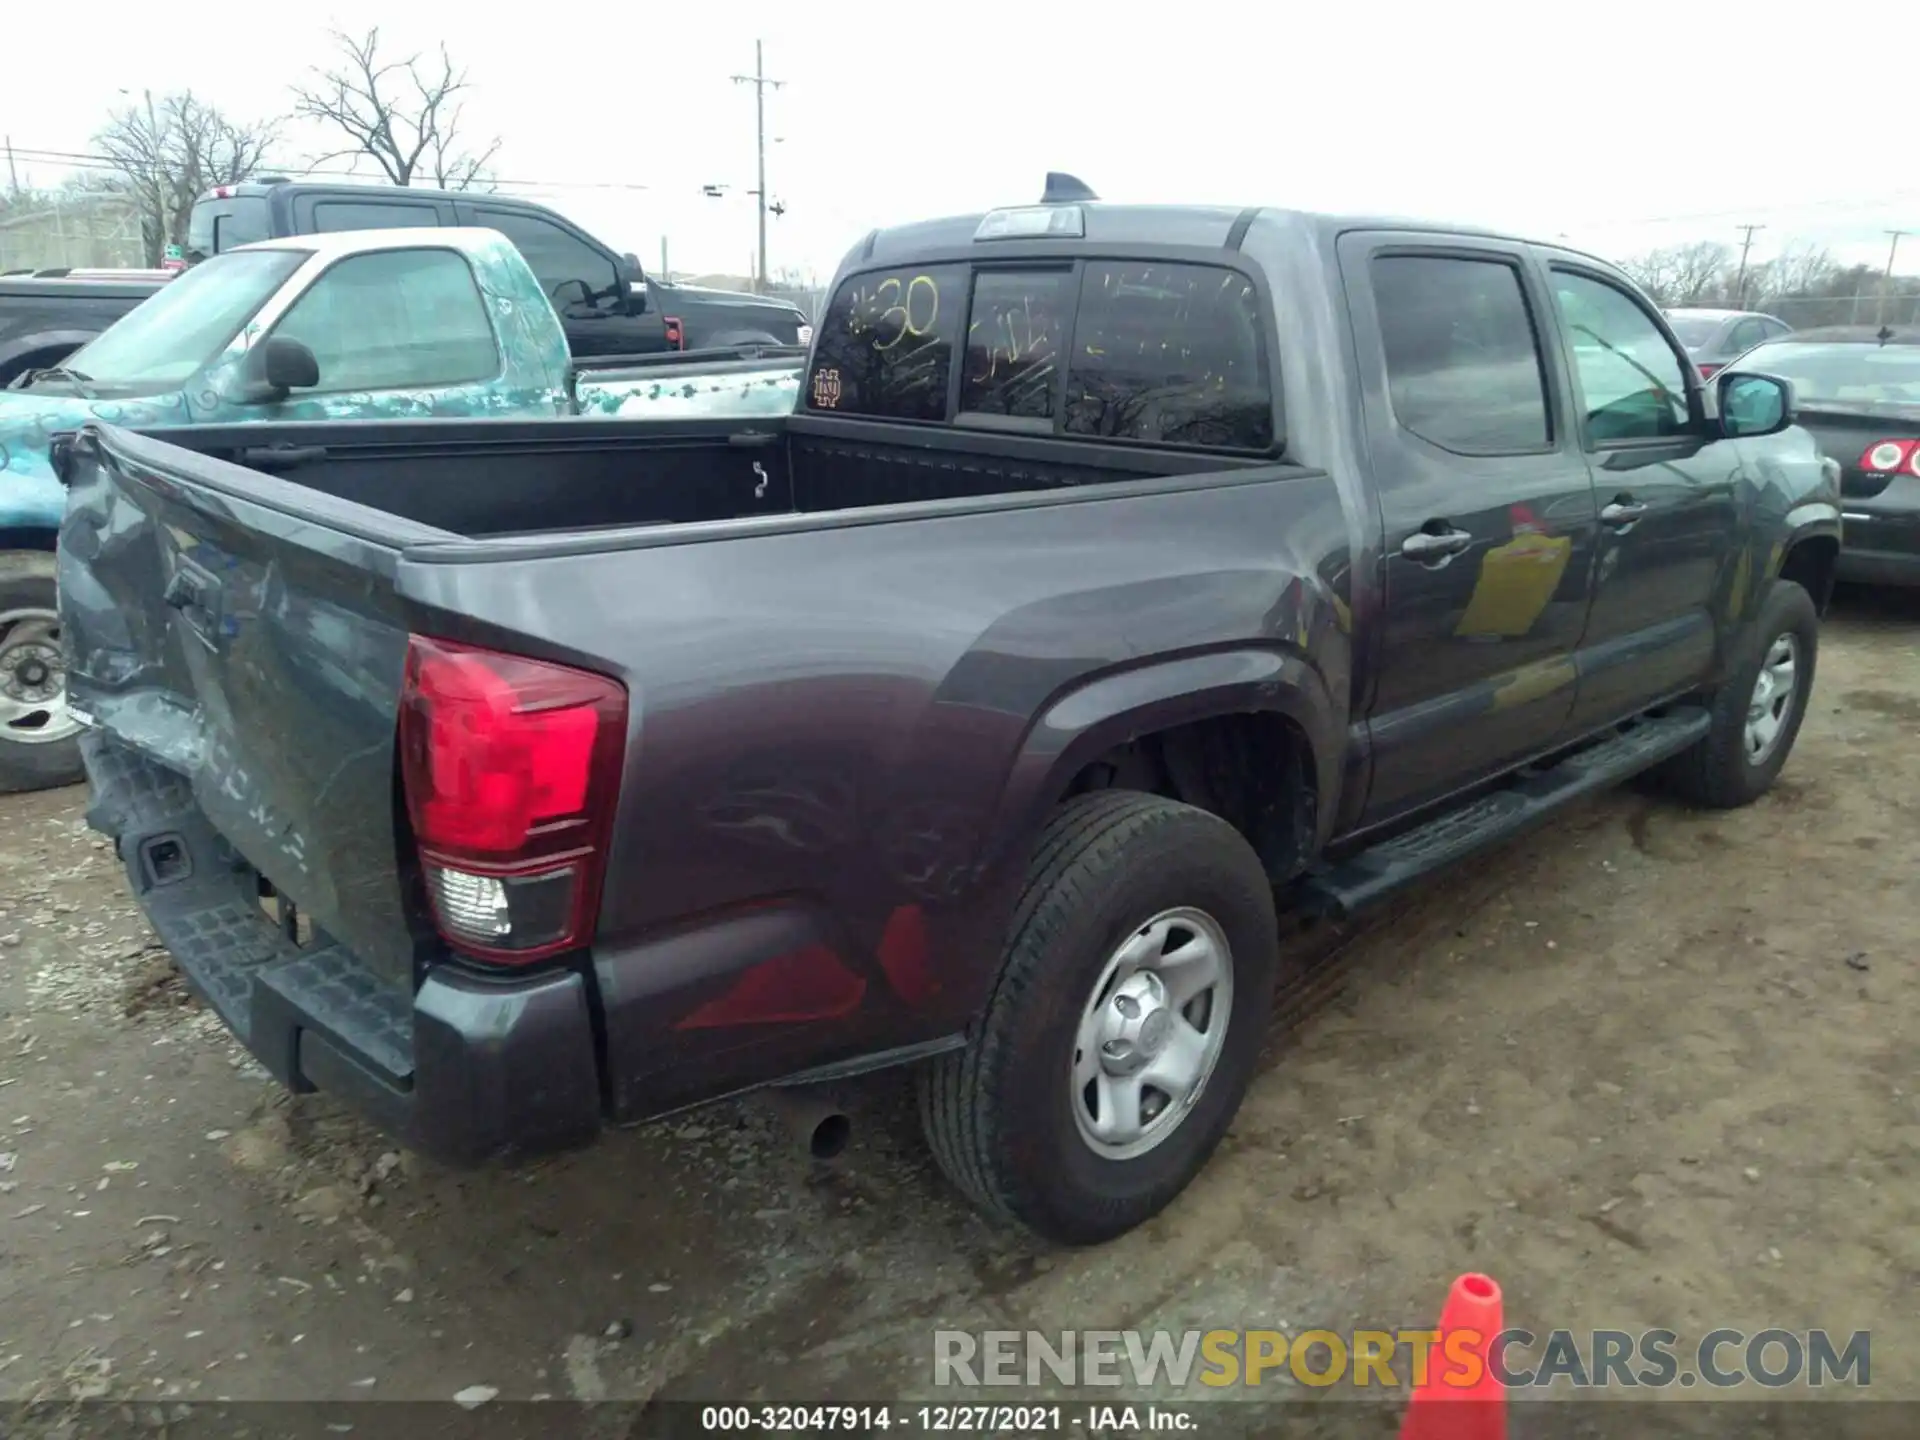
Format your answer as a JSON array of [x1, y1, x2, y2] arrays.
[[1399, 1272, 1507, 1440]]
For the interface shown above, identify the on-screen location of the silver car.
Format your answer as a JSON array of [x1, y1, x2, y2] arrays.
[[1665, 307, 1793, 378]]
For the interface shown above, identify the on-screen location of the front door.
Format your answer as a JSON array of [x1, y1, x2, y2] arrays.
[[1339, 236, 1601, 826], [1542, 266, 1743, 729]]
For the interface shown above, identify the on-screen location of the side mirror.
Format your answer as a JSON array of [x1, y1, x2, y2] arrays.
[[1718, 371, 1796, 439], [618, 252, 648, 314], [234, 337, 320, 405]]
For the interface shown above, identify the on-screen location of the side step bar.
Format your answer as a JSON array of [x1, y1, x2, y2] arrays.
[[1301, 707, 1712, 918]]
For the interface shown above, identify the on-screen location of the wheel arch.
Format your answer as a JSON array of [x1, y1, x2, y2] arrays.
[[985, 646, 1343, 892]]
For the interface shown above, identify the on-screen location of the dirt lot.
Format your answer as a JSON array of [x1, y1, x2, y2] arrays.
[[1, 589, 1917, 1424]]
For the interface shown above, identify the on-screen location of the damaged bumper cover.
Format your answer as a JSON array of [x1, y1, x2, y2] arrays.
[[82, 733, 603, 1165]]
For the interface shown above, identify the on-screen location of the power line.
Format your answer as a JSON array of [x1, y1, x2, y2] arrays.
[[1, 143, 651, 193], [730, 39, 785, 292]]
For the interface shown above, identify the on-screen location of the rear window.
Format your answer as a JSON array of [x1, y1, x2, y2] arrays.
[[1664, 314, 1722, 347], [186, 197, 270, 260], [806, 258, 1274, 450]]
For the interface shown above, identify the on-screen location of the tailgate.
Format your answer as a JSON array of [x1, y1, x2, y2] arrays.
[[56, 423, 447, 1001]]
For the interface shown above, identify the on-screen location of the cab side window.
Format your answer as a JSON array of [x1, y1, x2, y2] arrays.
[[472, 208, 619, 306], [1370, 254, 1552, 454], [1551, 271, 1691, 442], [269, 248, 499, 393]]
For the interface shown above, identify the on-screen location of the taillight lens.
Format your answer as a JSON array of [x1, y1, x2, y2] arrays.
[[398, 636, 627, 964], [1698, 362, 1721, 379], [1859, 439, 1920, 474], [664, 316, 685, 350]]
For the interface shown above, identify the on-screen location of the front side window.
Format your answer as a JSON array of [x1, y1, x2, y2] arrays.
[[269, 248, 498, 394], [1370, 254, 1551, 453], [1064, 261, 1273, 449], [65, 248, 307, 393], [473, 209, 618, 306], [806, 265, 967, 422], [1553, 271, 1692, 442]]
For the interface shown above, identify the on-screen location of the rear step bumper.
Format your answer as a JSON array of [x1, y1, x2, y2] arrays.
[[80, 734, 603, 1166]]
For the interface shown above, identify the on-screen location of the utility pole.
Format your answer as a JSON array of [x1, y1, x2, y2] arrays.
[[1733, 223, 1764, 307], [1877, 230, 1909, 327], [4, 136, 18, 198], [659, 237, 669, 281], [730, 40, 784, 293]]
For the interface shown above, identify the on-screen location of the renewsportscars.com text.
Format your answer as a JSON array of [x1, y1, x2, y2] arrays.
[[933, 1327, 1870, 1390]]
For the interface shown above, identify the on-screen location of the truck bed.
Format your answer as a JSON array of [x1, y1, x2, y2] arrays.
[[67, 413, 1252, 540], [55, 413, 1336, 1155]]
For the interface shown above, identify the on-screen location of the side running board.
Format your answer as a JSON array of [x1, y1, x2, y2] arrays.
[[1300, 707, 1712, 918]]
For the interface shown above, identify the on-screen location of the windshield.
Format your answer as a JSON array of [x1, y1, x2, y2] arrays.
[[64, 249, 307, 393], [1664, 315, 1722, 348], [1739, 341, 1920, 406]]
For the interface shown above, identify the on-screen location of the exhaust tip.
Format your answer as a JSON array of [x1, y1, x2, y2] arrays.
[[809, 1112, 852, 1161]]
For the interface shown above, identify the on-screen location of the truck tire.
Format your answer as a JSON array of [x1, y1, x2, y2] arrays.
[[1662, 579, 1818, 810], [0, 551, 84, 794], [920, 790, 1280, 1245]]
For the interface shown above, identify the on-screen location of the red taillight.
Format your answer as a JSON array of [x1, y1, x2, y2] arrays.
[[1858, 439, 1920, 475], [398, 636, 627, 964], [1697, 362, 1721, 379], [663, 316, 685, 350]]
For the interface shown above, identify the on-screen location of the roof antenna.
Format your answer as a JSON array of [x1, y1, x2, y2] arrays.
[[1042, 172, 1098, 204]]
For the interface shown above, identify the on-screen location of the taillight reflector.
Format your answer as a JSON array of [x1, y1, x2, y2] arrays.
[[1698, 362, 1721, 379], [1859, 439, 1919, 475], [398, 636, 627, 963], [663, 316, 685, 350]]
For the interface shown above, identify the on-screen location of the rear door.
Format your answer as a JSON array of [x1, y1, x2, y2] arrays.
[[1542, 264, 1743, 728], [57, 426, 448, 990], [1338, 233, 1600, 824]]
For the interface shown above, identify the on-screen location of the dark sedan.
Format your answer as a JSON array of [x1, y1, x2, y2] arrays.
[[1666, 307, 1793, 378], [1734, 325, 1920, 587]]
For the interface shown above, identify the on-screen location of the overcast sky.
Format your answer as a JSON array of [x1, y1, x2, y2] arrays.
[[7, 0, 1918, 283]]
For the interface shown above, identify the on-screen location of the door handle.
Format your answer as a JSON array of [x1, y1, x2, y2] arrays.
[[1600, 499, 1649, 527], [1401, 527, 1473, 562]]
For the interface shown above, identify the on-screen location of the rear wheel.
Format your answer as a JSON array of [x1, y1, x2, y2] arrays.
[[1662, 579, 1818, 809], [919, 791, 1281, 1244], [0, 552, 84, 794]]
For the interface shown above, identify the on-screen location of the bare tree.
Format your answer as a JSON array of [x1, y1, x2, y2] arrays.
[[1617, 241, 1734, 307], [293, 29, 501, 190], [92, 91, 278, 265]]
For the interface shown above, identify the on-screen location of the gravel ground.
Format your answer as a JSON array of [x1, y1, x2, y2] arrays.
[[0, 587, 1916, 1429]]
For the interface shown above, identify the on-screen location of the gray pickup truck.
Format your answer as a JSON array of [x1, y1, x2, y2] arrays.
[[55, 183, 1841, 1244]]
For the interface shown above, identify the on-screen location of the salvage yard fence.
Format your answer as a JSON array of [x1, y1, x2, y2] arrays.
[[0, 196, 147, 273]]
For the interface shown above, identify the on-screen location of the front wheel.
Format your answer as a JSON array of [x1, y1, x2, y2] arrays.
[[919, 791, 1282, 1245], [1662, 579, 1819, 809], [0, 552, 84, 794]]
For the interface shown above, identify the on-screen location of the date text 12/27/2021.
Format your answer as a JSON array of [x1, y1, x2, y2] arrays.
[[699, 1405, 1200, 1433]]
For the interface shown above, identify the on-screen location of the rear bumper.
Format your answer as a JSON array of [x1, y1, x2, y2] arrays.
[[81, 734, 602, 1166]]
